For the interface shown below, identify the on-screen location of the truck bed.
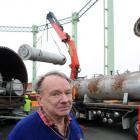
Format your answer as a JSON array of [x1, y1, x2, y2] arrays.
[[83, 101, 140, 109]]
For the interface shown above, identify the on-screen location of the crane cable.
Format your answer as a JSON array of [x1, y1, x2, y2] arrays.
[[47, 30, 66, 58]]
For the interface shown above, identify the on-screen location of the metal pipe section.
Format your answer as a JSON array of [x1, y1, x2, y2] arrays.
[[0, 46, 28, 96], [18, 44, 66, 65], [72, 71, 140, 101], [134, 17, 140, 37], [6, 79, 24, 96]]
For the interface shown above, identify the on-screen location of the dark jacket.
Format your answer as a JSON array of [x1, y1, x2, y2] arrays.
[[7, 112, 85, 140]]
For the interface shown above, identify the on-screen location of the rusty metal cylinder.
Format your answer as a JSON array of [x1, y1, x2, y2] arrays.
[[72, 71, 140, 101]]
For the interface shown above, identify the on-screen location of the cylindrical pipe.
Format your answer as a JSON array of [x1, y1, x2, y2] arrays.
[[72, 71, 140, 101], [0, 46, 28, 90], [6, 79, 24, 96], [18, 44, 66, 65], [134, 17, 140, 37]]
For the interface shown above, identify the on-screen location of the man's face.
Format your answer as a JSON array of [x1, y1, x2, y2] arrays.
[[38, 75, 72, 117]]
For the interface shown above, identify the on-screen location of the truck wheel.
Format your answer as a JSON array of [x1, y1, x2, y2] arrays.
[[130, 116, 138, 139]]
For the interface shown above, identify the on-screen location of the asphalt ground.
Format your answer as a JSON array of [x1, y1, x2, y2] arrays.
[[0, 119, 136, 140], [79, 120, 135, 140]]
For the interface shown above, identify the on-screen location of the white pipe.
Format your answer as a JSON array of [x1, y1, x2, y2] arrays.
[[18, 44, 66, 65]]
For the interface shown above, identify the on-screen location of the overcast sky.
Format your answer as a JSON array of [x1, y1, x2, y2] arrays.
[[0, 0, 140, 82]]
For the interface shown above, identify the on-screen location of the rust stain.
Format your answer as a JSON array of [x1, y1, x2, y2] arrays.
[[113, 74, 126, 92], [72, 82, 80, 99], [72, 86, 78, 99], [88, 79, 99, 93]]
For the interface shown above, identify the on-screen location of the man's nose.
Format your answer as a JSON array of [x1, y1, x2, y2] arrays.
[[60, 93, 69, 102]]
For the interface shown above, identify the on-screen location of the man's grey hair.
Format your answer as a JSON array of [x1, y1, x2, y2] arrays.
[[35, 71, 71, 94]]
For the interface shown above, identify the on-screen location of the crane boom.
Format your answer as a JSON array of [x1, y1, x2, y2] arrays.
[[47, 12, 80, 80]]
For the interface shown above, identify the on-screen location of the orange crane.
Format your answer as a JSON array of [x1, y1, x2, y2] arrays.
[[47, 12, 80, 80]]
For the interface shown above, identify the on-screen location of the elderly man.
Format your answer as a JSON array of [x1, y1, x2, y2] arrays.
[[7, 71, 84, 140]]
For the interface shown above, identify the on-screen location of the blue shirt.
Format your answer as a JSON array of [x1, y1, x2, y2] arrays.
[[7, 112, 85, 140]]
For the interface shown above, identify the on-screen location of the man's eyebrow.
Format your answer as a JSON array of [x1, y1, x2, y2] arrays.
[[51, 89, 71, 93], [51, 90, 61, 93]]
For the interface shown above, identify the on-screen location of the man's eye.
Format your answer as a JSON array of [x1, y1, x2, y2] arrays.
[[66, 91, 71, 95], [52, 92, 61, 96]]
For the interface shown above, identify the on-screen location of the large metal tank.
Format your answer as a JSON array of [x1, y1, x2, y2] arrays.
[[72, 78, 90, 100], [0, 46, 28, 109], [72, 71, 140, 101], [0, 46, 28, 85]]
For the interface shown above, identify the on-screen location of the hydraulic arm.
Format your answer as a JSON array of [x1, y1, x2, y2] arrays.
[[47, 12, 80, 80]]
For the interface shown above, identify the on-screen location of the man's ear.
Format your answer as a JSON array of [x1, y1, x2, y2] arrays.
[[36, 94, 42, 106]]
